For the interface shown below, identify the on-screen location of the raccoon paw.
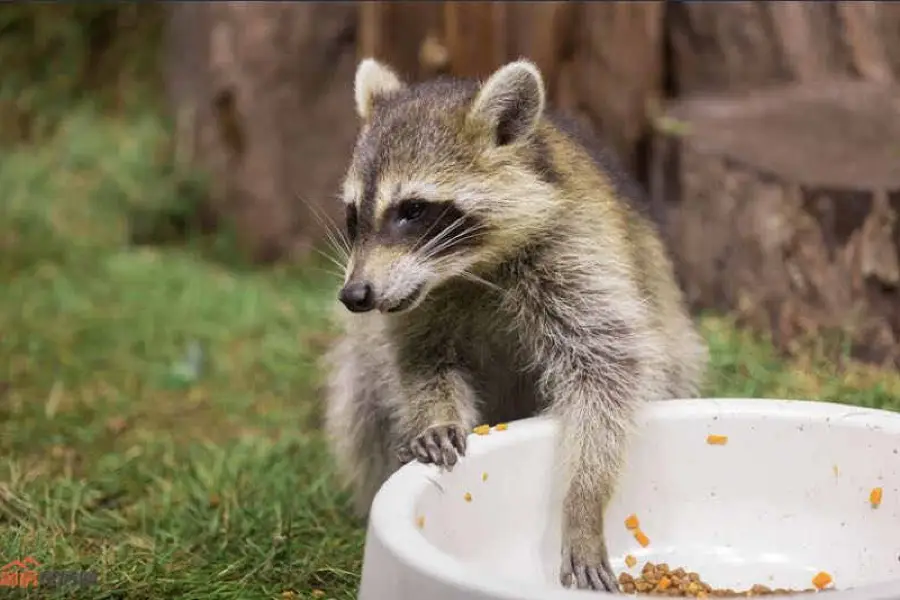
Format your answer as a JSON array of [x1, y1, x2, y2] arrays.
[[396, 423, 467, 469], [560, 539, 619, 593]]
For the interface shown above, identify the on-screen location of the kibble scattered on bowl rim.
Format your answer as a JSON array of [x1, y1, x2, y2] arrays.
[[472, 423, 509, 435]]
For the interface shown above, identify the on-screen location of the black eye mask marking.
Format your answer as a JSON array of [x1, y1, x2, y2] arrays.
[[380, 199, 486, 257], [345, 203, 359, 243]]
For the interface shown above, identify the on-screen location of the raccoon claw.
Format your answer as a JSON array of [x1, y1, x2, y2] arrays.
[[560, 544, 619, 593], [400, 423, 467, 469]]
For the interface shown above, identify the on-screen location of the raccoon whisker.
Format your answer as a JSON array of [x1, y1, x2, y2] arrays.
[[416, 216, 469, 257], [419, 228, 487, 262], [324, 222, 351, 258], [412, 203, 456, 251], [322, 230, 350, 267], [428, 253, 511, 297], [322, 220, 351, 261], [418, 221, 488, 261], [310, 265, 346, 280], [313, 247, 348, 273], [294, 192, 351, 258], [456, 269, 504, 293]]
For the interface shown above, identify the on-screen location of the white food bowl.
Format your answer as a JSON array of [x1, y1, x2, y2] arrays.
[[358, 399, 900, 600]]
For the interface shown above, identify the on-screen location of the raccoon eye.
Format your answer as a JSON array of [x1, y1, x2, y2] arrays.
[[397, 199, 427, 223], [345, 204, 359, 242]]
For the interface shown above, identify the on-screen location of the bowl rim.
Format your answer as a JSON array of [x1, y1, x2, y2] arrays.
[[365, 398, 900, 600]]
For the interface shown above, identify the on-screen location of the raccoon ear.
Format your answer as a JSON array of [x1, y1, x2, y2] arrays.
[[354, 58, 405, 122], [468, 60, 546, 146]]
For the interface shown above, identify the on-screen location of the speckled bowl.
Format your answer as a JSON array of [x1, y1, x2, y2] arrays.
[[358, 399, 900, 600]]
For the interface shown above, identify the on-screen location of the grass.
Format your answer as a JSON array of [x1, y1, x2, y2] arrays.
[[1, 103, 899, 600]]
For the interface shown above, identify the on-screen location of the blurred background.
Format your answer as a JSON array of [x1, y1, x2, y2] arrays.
[[0, 2, 898, 598]]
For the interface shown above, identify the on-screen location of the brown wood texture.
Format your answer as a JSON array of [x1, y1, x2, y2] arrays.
[[650, 81, 900, 367], [356, 1, 665, 174], [570, 1, 665, 175], [163, 2, 359, 263], [668, 1, 900, 94]]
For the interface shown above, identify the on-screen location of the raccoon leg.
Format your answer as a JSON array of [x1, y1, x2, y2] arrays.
[[323, 346, 399, 519], [558, 449, 621, 593], [394, 368, 479, 470], [515, 302, 647, 593]]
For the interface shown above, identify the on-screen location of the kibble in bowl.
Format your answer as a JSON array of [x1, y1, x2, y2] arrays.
[[619, 563, 829, 597]]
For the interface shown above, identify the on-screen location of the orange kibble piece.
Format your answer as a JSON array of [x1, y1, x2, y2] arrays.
[[624, 514, 640, 530], [463, 492, 472, 502], [494, 423, 508, 431], [870, 487, 883, 508], [415, 515, 425, 529], [473, 424, 490, 435], [706, 434, 728, 445], [812, 571, 832, 590], [634, 529, 650, 547], [657, 576, 672, 591], [625, 555, 637, 568]]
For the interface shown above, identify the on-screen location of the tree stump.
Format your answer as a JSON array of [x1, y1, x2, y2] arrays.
[[358, 1, 445, 80], [164, 3, 359, 263], [650, 80, 900, 367], [667, 1, 900, 95], [357, 1, 663, 179], [569, 1, 665, 177]]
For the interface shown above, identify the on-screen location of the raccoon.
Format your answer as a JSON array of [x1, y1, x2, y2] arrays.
[[323, 58, 707, 593]]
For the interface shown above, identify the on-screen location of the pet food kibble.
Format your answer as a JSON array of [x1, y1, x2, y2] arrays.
[[473, 424, 490, 435], [870, 486, 883, 508], [625, 554, 637, 568], [463, 492, 472, 502], [812, 572, 832, 590], [624, 514, 640, 530], [619, 562, 832, 597], [415, 515, 425, 529], [494, 423, 508, 431], [481, 472, 488, 482], [706, 434, 728, 445], [634, 530, 650, 547]]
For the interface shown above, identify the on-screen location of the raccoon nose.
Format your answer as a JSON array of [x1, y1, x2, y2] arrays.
[[339, 281, 375, 312]]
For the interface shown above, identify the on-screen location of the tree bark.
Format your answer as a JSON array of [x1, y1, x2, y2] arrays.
[[163, 2, 359, 264], [569, 1, 665, 176], [356, 1, 662, 178], [358, 1, 445, 81], [650, 80, 900, 367], [668, 1, 900, 95]]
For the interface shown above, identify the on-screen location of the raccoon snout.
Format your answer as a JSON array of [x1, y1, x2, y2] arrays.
[[339, 281, 376, 313]]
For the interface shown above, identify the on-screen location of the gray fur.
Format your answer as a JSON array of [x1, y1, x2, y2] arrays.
[[323, 59, 708, 593]]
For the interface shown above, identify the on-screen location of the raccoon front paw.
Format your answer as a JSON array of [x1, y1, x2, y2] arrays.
[[396, 423, 467, 469], [560, 538, 619, 593]]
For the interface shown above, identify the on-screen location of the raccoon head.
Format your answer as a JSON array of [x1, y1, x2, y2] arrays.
[[337, 58, 559, 314]]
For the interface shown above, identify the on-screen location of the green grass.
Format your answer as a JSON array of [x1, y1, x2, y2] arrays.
[[1, 104, 898, 600]]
